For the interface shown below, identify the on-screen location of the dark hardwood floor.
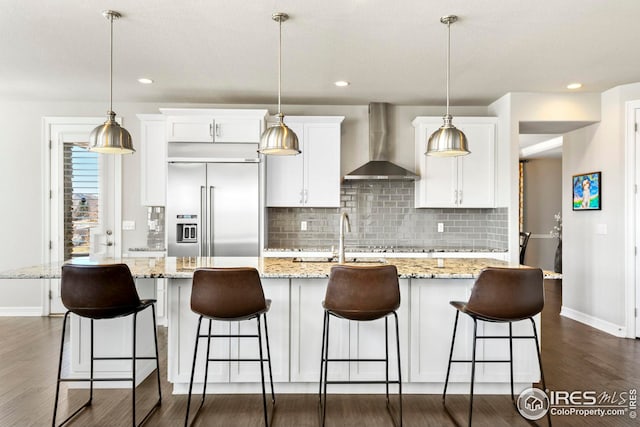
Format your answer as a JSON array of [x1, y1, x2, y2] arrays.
[[1, 280, 638, 426]]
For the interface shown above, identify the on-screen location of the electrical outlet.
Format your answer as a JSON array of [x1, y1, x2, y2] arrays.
[[122, 220, 135, 231], [437, 223, 444, 233], [301, 221, 307, 231]]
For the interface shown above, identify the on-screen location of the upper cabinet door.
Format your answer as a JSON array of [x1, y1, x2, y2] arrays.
[[304, 122, 341, 207], [166, 115, 213, 142], [457, 122, 496, 208], [212, 117, 263, 143], [265, 121, 306, 207], [138, 114, 167, 206]]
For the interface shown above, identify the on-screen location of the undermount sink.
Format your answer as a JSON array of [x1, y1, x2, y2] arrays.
[[292, 256, 387, 264]]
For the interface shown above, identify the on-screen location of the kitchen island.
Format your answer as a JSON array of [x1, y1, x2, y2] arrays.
[[0, 256, 559, 395]]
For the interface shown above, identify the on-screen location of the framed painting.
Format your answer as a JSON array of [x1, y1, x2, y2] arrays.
[[572, 171, 601, 211]]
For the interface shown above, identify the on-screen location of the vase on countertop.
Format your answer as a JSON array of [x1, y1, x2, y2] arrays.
[[554, 238, 562, 273]]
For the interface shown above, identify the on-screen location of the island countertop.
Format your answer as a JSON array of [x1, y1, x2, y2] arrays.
[[0, 256, 561, 280]]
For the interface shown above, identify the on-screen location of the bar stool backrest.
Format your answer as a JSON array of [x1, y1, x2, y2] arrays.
[[191, 267, 266, 320], [324, 264, 400, 321], [465, 267, 544, 321], [61, 264, 141, 319]]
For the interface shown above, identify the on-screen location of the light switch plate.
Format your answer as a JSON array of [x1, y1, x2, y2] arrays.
[[301, 221, 307, 231], [437, 223, 444, 233], [122, 220, 136, 231], [596, 223, 607, 235]]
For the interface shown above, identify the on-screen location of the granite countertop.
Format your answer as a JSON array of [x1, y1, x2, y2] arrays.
[[264, 247, 508, 254], [0, 256, 561, 280]]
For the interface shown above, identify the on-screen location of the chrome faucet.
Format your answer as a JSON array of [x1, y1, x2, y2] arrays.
[[338, 212, 351, 263]]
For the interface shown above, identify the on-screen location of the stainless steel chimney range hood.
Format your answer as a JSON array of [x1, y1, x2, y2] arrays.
[[344, 103, 417, 180]]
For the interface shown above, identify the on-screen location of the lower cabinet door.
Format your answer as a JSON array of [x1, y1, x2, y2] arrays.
[[169, 279, 231, 384], [409, 278, 473, 383], [290, 278, 349, 382], [348, 279, 410, 383], [229, 278, 290, 383]]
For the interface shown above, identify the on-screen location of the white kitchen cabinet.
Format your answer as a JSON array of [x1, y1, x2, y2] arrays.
[[161, 108, 267, 143], [266, 116, 344, 207], [413, 117, 497, 208], [137, 114, 167, 206], [290, 278, 349, 382]]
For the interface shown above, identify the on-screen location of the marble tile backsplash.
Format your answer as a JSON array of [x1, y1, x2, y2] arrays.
[[146, 206, 165, 249], [267, 181, 508, 251]]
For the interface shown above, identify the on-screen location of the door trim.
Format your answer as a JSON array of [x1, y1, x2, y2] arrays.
[[624, 101, 640, 338], [42, 116, 124, 315]]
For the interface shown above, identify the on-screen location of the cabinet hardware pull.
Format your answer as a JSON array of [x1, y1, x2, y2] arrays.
[[209, 123, 213, 137]]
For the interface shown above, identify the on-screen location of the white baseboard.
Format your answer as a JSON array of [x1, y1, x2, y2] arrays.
[[560, 306, 627, 337], [0, 306, 43, 317]]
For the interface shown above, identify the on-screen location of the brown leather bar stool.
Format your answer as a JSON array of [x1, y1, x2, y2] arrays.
[[185, 267, 275, 427], [52, 264, 162, 427], [443, 267, 551, 427], [319, 264, 402, 427]]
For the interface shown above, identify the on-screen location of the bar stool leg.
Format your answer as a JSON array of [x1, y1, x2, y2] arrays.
[[151, 305, 162, 403], [185, 316, 204, 427], [442, 310, 460, 404], [509, 322, 515, 403], [257, 315, 269, 427], [90, 319, 95, 405], [468, 319, 478, 427], [393, 311, 403, 427], [132, 313, 137, 427], [201, 319, 213, 408], [385, 316, 390, 405], [262, 313, 276, 404], [530, 318, 552, 427], [52, 312, 73, 427], [318, 310, 328, 403], [321, 312, 331, 427]]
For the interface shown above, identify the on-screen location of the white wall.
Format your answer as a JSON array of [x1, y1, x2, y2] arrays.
[[561, 83, 640, 335]]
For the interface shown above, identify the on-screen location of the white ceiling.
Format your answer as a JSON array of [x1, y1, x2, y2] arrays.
[[2, 1, 639, 106]]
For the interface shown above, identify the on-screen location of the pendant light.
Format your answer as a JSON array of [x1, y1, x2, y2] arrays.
[[426, 15, 469, 157], [88, 10, 135, 154], [258, 12, 300, 156]]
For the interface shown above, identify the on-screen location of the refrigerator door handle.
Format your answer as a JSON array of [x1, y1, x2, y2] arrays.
[[209, 186, 215, 257], [200, 186, 206, 256]]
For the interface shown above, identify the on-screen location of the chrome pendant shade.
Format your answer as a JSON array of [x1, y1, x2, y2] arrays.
[[258, 12, 300, 156], [88, 10, 135, 155], [426, 15, 469, 157]]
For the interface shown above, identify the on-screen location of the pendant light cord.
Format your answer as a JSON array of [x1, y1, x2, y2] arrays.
[[109, 13, 114, 114], [446, 20, 450, 117], [277, 17, 282, 116]]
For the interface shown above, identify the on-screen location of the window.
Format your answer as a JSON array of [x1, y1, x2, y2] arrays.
[[63, 143, 99, 259]]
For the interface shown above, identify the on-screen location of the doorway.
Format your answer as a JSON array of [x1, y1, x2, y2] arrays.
[[44, 117, 123, 314], [519, 134, 563, 272]]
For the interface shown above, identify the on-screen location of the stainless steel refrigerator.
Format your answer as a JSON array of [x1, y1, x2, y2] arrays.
[[167, 161, 260, 257]]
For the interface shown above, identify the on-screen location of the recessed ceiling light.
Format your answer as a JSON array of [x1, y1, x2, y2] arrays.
[[138, 78, 154, 84], [567, 83, 582, 90], [334, 81, 350, 87]]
